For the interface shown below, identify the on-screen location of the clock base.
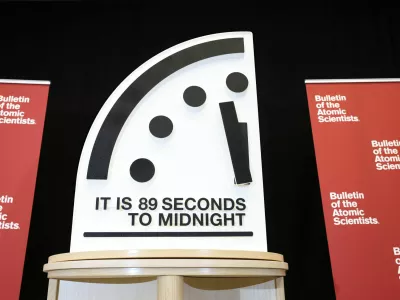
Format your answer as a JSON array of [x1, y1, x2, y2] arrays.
[[44, 249, 288, 300]]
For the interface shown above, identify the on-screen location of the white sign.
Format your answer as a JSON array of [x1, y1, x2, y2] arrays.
[[70, 32, 268, 252]]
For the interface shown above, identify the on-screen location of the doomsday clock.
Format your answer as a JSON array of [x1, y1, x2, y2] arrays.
[[70, 32, 268, 252]]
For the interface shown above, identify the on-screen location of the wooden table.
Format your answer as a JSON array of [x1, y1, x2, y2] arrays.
[[43, 250, 288, 300]]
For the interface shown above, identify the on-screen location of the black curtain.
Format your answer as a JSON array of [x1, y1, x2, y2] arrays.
[[0, 4, 398, 300]]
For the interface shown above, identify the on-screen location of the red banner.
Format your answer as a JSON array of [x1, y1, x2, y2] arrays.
[[0, 80, 49, 300], [306, 79, 400, 299]]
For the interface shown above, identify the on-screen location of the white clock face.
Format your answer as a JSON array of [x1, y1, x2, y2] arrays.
[[70, 32, 268, 252]]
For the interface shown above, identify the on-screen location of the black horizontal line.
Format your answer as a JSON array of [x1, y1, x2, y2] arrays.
[[84, 231, 253, 237]]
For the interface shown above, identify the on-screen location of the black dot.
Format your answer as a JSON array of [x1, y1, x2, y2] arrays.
[[183, 86, 206, 107], [226, 72, 248, 93], [130, 158, 155, 182], [149, 116, 173, 138]]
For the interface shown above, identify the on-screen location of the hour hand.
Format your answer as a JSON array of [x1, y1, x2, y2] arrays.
[[219, 101, 252, 185]]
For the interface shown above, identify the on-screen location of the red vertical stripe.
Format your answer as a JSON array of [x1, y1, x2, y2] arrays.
[[0, 82, 49, 300], [306, 81, 400, 300]]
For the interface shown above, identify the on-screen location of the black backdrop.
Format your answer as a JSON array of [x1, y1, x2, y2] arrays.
[[1, 4, 399, 300]]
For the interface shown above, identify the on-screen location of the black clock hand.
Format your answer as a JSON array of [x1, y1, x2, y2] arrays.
[[237, 122, 250, 184], [219, 101, 252, 185]]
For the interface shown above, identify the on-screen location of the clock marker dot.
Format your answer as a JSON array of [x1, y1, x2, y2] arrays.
[[226, 72, 248, 93], [183, 86, 206, 107], [130, 158, 155, 183], [149, 115, 173, 138]]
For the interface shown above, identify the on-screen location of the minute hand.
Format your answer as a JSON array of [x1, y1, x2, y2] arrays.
[[219, 101, 252, 185]]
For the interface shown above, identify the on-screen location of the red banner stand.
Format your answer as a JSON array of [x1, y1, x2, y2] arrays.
[[0, 80, 50, 300], [306, 79, 400, 300]]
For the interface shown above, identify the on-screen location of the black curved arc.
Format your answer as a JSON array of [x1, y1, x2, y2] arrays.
[[87, 37, 245, 179]]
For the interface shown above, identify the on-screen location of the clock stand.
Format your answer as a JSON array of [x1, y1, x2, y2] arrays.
[[43, 249, 288, 300]]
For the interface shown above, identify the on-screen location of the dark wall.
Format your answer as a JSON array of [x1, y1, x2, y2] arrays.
[[1, 4, 398, 299]]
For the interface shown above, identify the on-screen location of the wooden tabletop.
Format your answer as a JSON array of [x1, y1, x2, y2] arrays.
[[48, 249, 284, 263], [44, 250, 288, 295]]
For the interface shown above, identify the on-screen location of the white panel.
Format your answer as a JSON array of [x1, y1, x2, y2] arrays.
[[70, 32, 268, 252], [305, 78, 400, 83], [0, 79, 50, 84]]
